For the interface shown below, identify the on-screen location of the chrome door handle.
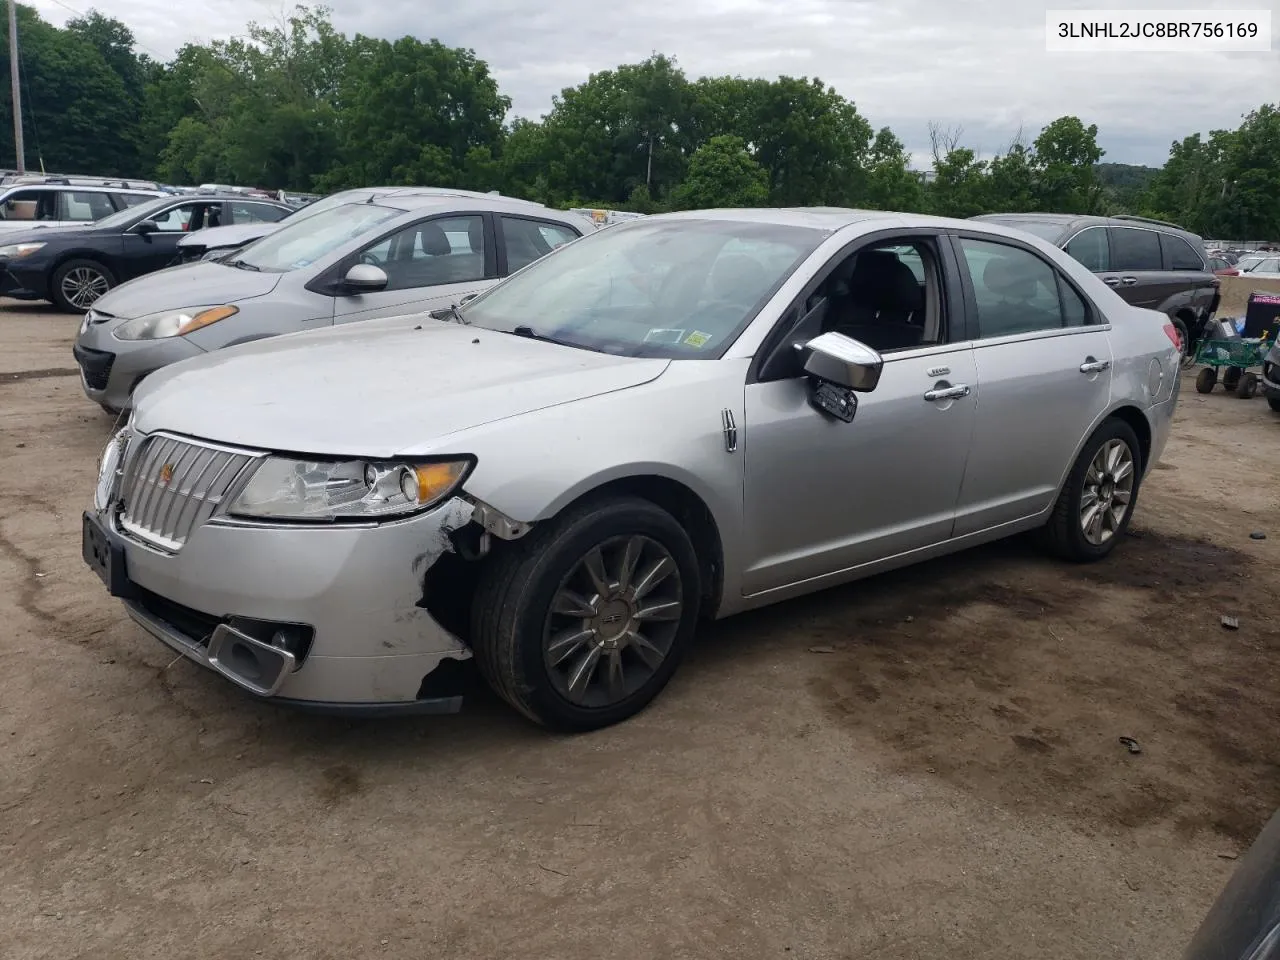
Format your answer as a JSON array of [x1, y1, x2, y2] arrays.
[[1103, 277, 1121, 286], [924, 384, 971, 402], [1120, 276, 1138, 286], [1079, 358, 1111, 373]]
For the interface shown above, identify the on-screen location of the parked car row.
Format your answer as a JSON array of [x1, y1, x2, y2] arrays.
[[79, 206, 1179, 731]]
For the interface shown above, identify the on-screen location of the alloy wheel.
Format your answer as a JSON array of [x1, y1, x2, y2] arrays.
[[62, 267, 110, 309], [1080, 438, 1135, 545], [542, 534, 683, 708]]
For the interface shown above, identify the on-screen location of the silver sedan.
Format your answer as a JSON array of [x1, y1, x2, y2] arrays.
[[83, 208, 1181, 730]]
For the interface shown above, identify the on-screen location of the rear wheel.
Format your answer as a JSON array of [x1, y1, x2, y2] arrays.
[[1039, 418, 1142, 562], [1237, 372, 1258, 399], [1268, 394, 1280, 413], [1173, 317, 1192, 367], [51, 259, 116, 312], [1195, 367, 1217, 394], [471, 495, 702, 731]]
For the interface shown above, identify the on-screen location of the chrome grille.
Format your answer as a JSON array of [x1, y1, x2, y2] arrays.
[[118, 433, 258, 552]]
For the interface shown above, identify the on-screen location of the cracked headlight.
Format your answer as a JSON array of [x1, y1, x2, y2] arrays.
[[113, 305, 238, 341], [227, 457, 474, 521]]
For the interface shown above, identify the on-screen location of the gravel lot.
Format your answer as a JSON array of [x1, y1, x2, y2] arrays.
[[2, 301, 1278, 959]]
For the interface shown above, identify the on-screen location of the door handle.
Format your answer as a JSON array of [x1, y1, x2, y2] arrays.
[[924, 384, 971, 402], [1103, 277, 1121, 286], [1120, 276, 1138, 286], [1079, 358, 1112, 374]]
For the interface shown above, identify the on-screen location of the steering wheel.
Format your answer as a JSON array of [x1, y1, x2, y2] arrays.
[[694, 300, 745, 329], [360, 252, 383, 267]]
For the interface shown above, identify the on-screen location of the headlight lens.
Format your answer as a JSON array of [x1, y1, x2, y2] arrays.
[[227, 457, 473, 521], [93, 426, 131, 510], [0, 242, 46, 258], [113, 305, 238, 341]]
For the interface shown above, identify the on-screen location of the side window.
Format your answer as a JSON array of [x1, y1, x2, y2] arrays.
[[1160, 233, 1205, 271], [817, 239, 940, 352], [1110, 227, 1162, 271], [148, 204, 196, 232], [58, 191, 115, 221], [1063, 228, 1109, 272], [502, 216, 579, 273], [358, 215, 486, 292], [959, 237, 1078, 338], [112, 193, 153, 209], [1, 188, 53, 221], [1059, 278, 1090, 327], [231, 202, 288, 224]]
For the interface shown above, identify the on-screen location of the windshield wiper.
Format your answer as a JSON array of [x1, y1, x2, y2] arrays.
[[428, 302, 469, 324], [226, 258, 260, 271]]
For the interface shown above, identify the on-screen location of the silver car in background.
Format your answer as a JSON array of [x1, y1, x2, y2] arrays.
[[83, 209, 1180, 730], [73, 194, 593, 412]]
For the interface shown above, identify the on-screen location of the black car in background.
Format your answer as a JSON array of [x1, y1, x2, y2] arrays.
[[971, 213, 1221, 358], [0, 193, 291, 311], [1184, 809, 1280, 959]]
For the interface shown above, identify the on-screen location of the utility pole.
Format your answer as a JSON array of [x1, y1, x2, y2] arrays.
[[8, 0, 23, 173]]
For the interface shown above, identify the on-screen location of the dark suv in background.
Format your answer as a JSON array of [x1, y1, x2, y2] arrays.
[[972, 213, 1220, 357]]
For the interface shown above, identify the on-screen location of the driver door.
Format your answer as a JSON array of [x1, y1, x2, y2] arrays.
[[740, 234, 978, 596], [332, 213, 497, 325], [119, 200, 222, 279]]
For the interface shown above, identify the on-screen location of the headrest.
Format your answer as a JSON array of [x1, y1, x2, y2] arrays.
[[849, 250, 923, 310], [710, 254, 768, 301], [418, 223, 451, 256]]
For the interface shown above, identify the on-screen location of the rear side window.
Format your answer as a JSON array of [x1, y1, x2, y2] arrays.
[[1110, 227, 1162, 271], [1160, 233, 1205, 270], [2, 188, 55, 221], [58, 191, 115, 221], [112, 193, 153, 208], [959, 238, 1086, 337], [231, 201, 288, 224], [1064, 227, 1109, 272], [502, 216, 580, 273]]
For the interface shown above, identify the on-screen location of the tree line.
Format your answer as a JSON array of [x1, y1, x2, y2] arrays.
[[0, 2, 1276, 238]]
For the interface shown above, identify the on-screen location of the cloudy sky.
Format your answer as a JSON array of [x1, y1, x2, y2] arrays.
[[28, 0, 1280, 167]]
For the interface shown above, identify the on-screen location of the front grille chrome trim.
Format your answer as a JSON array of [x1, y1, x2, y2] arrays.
[[118, 432, 263, 552]]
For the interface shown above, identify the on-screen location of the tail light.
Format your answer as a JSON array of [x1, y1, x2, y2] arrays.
[[1163, 323, 1182, 350]]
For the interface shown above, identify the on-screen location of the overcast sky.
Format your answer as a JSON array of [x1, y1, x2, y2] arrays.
[[29, 0, 1280, 168]]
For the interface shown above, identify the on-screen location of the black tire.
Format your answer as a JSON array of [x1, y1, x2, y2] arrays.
[[1195, 367, 1217, 394], [1222, 367, 1241, 391], [1268, 394, 1280, 413], [1039, 418, 1143, 563], [1237, 372, 1258, 399], [471, 495, 702, 731], [1172, 317, 1191, 365], [50, 258, 116, 313]]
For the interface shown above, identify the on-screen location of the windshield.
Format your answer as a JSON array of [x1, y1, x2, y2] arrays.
[[978, 217, 1068, 243], [230, 202, 401, 272], [459, 219, 826, 358], [92, 196, 174, 231]]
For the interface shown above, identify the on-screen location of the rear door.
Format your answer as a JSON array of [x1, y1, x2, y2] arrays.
[[1102, 226, 1166, 309], [331, 213, 497, 325], [950, 232, 1113, 536], [227, 200, 290, 226], [1158, 230, 1220, 323], [56, 190, 116, 227]]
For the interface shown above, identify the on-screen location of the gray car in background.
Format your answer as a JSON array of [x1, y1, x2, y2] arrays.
[[83, 209, 1180, 729], [73, 193, 593, 411]]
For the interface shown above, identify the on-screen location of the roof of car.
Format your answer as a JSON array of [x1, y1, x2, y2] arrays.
[[642, 207, 1063, 235], [360, 193, 588, 221], [1, 183, 161, 194]]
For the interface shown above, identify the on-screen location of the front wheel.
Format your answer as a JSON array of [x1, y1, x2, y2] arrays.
[[1237, 372, 1258, 399], [471, 495, 702, 731], [51, 259, 116, 312], [1039, 418, 1143, 562], [1268, 394, 1280, 413], [1195, 367, 1217, 394]]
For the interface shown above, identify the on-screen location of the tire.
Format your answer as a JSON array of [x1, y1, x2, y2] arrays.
[[1195, 367, 1217, 394], [471, 495, 702, 731], [1173, 317, 1191, 365], [1222, 367, 1241, 391], [1268, 394, 1280, 413], [51, 259, 116, 313], [1237, 372, 1258, 399], [1039, 418, 1143, 563]]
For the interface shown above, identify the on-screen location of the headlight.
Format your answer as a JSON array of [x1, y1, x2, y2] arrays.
[[113, 305, 238, 341], [227, 456, 474, 521], [0, 242, 46, 258], [93, 426, 131, 510]]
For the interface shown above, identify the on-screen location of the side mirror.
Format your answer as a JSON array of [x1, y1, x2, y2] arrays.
[[133, 220, 159, 235], [343, 263, 388, 293], [799, 331, 883, 392]]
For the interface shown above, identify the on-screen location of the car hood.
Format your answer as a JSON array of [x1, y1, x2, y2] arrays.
[[90, 262, 283, 319], [177, 222, 282, 250], [0, 223, 111, 244], [132, 318, 671, 457]]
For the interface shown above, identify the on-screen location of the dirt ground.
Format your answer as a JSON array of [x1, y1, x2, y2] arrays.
[[2, 301, 1279, 959]]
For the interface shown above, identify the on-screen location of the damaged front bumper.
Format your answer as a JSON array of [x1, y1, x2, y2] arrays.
[[84, 492, 481, 715]]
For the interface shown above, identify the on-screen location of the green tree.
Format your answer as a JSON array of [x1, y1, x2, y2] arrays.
[[670, 135, 768, 209], [862, 127, 923, 211], [985, 138, 1036, 212], [1032, 116, 1105, 213]]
